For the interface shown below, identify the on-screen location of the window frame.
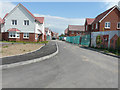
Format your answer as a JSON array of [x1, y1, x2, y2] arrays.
[[24, 20, 29, 25], [117, 22, 120, 29], [95, 23, 98, 29], [23, 33, 29, 39], [86, 25, 88, 31], [71, 31, 74, 34], [92, 24, 94, 30], [105, 22, 110, 29], [9, 32, 20, 38], [11, 20, 17, 25]]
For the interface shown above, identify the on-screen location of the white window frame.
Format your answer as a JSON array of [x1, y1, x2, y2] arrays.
[[117, 22, 120, 29], [92, 24, 94, 30], [96, 23, 98, 29], [86, 25, 88, 31], [23, 33, 29, 39], [9, 32, 20, 38], [105, 22, 110, 29], [24, 20, 29, 25], [71, 31, 74, 34], [11, 20, 17, 25]]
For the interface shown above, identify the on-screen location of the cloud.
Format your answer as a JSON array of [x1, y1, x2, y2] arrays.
[[102, 0, 119, 9], [0, 2, 16, 18], [34, 14, 85, 34]]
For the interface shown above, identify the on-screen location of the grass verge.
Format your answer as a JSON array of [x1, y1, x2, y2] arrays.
[[91, 46, 120, 56], [1, 41, 48, 44]]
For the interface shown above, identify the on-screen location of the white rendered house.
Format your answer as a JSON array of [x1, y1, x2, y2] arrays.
[[2, 3, 45, 42]]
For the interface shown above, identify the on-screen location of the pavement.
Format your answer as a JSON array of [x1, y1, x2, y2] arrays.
[[2, 41, 57, 65], [2, 40, 118, 88]]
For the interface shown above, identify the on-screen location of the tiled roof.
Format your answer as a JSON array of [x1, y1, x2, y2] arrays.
[[68, 25, 85, 31], [7, 28, 20, 32], [0, 17, 4, 24], [3, 3, 44, 24], [65, 28, 68, 34], [92, 5, 116, 24], [35, 17, 44, 24], [3, 13, 9, 20], [86, 18, 95, 25]]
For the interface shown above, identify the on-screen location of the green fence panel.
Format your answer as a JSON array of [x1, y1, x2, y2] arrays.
[[66, 36, 81, 44], [47, 36, 51, 40], [59, 36, 64, 40], [81, 34, 90, 46]]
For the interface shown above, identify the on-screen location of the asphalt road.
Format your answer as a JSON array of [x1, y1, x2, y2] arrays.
[[2, 40, 118, 88]]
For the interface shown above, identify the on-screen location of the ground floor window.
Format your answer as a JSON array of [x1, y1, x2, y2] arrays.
[[9, 32, 20, 38], [23, 33, 29, 38]]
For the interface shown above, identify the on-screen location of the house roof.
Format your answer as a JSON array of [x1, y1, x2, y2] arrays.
[[3, 3, 44, 24], [7, 28, 20, 32], [0, 17, 4, 24], [65, 28, 68, 34], [68, 25, 85, 31], [92, 5, 117, 24], [86, 18, 95, 25], [35, 17, 44, 24], [3, 13, 9, 20]]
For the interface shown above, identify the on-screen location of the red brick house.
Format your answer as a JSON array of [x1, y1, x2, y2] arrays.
[[66, 25, 85, 36], [91, 5, 120, 32], [84, 18, 95, 34]]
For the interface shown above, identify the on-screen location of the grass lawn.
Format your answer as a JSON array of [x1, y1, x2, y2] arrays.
[[0, 42, 46, 57]]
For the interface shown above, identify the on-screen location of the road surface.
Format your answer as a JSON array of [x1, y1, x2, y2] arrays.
[[2, 40, 118, 88]]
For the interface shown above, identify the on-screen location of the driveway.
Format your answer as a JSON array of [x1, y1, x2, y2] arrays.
[[2, 40, 118, 88]]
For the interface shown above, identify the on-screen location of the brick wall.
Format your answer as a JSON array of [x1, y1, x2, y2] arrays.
[[68, 31, 84, 36], [2, 32, 36, 42], [100, 8, 120, 31]]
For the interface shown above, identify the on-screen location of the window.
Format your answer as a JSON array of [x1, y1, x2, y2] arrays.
[[24, 20, 29, 25], [9, 32, 19, 38], [105, 22, 110, 28], [71, 31, 74, 34], [86, 25, 88, 31], [96, 23, 98, 29], [92, 24, 94, 30], [23, 33, 29, 38], [117, 22, 120, 29], [12, 20, 17, 25], [16, 32, 20, 37]]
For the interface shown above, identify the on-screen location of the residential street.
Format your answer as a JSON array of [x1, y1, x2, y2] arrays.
[[2, 40, 118, 88]]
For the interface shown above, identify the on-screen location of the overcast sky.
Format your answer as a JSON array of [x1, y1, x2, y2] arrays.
[[0, 1, 119, 34]]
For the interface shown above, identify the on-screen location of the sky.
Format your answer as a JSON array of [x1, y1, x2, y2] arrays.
[[0, 1, 119, 34]]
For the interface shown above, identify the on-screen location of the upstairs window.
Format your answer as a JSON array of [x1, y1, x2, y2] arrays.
[[71, 31, 74, 34], [24, 20, 29, 25], [86, 25, 88, 31], [96, 23, 98, 29], [92, 24, 94, 30], [23, 33, 29, 38], [12, 20, 17, 25], [105, 22, 110, 28], [117, 22, 120, 29]]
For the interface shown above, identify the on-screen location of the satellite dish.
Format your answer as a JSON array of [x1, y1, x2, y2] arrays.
[[118, 1, 120, 7]]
